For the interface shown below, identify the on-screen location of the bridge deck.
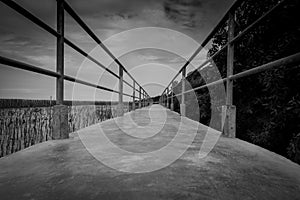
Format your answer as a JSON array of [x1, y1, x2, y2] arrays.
[[0, 105, 299, 200]]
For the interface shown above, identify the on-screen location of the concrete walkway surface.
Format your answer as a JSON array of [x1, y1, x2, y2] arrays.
[[0, 105, 300, 200]]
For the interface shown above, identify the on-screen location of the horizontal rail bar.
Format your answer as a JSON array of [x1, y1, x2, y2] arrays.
[[1, 0, 148, 98], [1, 0, 123, 82], [171, 78, 224, 99], [162, 0, 244, 94], [175, 0, 243, 74], [169, 52, 300, 99], [230, 52, 300, 80], [0, 55, 135, 98], [122, 81, 144, 96], [163, 0, 288, 95], [64, 38, 120, 79], [0, 56, 60, 78], [65, 39, 138, 94], [65, 76, 134, 98], [64, 1, 145, 92], [123, 79, 134, 90], [64, 75, 119, 94], [162, 71, 181, 95], [189, 0, 288, 77], [1, 0, 59, 37]]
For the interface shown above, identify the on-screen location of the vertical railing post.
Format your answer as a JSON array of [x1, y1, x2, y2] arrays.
[[141, 90, 143, 108], [139, 86, 142, 108], [118, 65, 124, 116], [164, 92, 166, 107], [56, 3, 64, 107], [145, 93, 147, 106], [132, 81, 136, 111], [53, 0, 69, 139], [146, 95, 148, 106], [222, 11, 236, 138], [180, 67, 186, 117], [165, 92, 167, 107], [142, 91, 144, 107], [143, 90, 146, 107], [171, 83, 174, 111], [166, 88, 169, 109]]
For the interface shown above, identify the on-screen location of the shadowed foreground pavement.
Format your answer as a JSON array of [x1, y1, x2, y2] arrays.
[[0, 105, 299, 200]]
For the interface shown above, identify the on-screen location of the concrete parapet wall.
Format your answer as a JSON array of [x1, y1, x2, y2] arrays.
[[0, 104, 131, 157]]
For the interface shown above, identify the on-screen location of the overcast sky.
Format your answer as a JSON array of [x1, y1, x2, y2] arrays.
[[0, 0, 234, 101]]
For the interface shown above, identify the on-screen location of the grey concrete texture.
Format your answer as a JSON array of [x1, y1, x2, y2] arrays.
[[221, 105, 236, 138], [0, 105, 299, 200], [52, 105, 69, 139]]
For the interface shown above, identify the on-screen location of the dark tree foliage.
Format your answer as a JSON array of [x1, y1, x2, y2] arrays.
[[172, 0, 300, 163], [211, 0, 300, 162]]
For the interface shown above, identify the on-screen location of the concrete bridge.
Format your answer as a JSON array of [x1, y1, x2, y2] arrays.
[[1, 105, 300, 200], [1, 0, 300, 199]]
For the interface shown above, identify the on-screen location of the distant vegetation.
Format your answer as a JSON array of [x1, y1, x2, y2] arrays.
[[167, 0, 300, 164]]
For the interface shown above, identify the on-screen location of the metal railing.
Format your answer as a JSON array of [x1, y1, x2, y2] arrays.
[[0, 0, 151, 138], [160, 0, 300, 138]]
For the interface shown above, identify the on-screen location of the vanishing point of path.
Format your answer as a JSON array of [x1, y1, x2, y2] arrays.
[[0, 105, 300, 200]]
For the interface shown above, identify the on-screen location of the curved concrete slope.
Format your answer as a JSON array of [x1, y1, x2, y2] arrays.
[[0, 105, 299, 200]]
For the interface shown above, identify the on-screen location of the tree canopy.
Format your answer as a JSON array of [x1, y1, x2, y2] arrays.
[[169, 0, 300, 163]]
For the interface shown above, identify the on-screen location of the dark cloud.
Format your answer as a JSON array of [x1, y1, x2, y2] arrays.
[[104, 13, 139, 20], [164, 0, 234, 30], [68, 0, 158, 17], [164, 0, 203, 28], [0, 0, 234, 98]]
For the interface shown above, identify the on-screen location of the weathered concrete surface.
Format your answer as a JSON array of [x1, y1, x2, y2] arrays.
[[222, 105, 236, 138], [52, 105, 69, 139], [0, 105, 300, 200]]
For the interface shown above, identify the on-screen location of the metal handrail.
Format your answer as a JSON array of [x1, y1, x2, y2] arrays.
[[160, 0, 299, 138], [63, 1, 146, 94], [0, 56, 60, 78], [0, 0, 149, 101], [0, 56, 135, 98], [162, 0, 288, 96], [168, 52, 300, 99], [161, 0, 244, 94]]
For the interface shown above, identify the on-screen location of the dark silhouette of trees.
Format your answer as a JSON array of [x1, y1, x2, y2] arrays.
[[171, 0, 300, 163]]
